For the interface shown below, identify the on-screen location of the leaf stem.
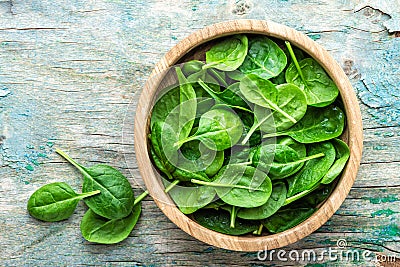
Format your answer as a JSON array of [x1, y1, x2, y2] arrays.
[[190, 179, 266, 192], [230, 206, 237, 228], [285, 41, 306, 84], [264, 98, 297, 124], [253, 224, 263, 235], [79, 190, 101, 199], [262, 132, 286, 139], [241, 114, 271, 145], [164, 179, 180, 193], [55, 148, 87, 172], [283, 182, 321, 206], [133, 190, 149, 206], [273, 153, 325, 167], [133, 180, 180, 206]]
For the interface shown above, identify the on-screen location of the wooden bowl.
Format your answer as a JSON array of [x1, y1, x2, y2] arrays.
[[134, 20, 363, 251]]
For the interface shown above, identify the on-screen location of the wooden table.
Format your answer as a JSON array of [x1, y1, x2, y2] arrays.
[[1, 1, 399, 266]]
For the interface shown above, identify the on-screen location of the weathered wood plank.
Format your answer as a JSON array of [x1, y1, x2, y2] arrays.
[[1, 0, 399, 266]]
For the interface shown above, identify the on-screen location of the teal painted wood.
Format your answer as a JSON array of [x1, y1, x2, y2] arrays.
[[0, 0, 399, 266]]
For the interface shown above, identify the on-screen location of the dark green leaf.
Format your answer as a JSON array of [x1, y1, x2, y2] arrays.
[[169, 185, 216, 214], [262, 208, 315, 233], [80, 203, 141, 244], [285, 57, 339, 107], [287, 141, 336, 197], [237, 182, 287, 220], [321, 138, 350, 184], [239, 36, 287, 79], [27, 182, 100, 222], [176, 67, 197, 142], [203, 35, 248, 71], [193, 209, 259, 235], [212, 165, 272, 208], [263, 106, 345, 143], [239, 75, 299, 126], [56, 149, 135, 220], [176, 108, 244, 151]]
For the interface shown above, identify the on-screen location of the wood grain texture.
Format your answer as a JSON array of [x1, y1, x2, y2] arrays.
[[0, 0, 399, 266]]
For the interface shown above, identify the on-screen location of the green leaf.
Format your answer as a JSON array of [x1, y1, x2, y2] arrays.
[[262, 208, 315, 233], [212, 165, 272, 208], [176, 67, 197, 142], [80, 203, 141, 244], [182, 60, 204, 76], [263, 106, 345, 143], [193, 209, 259, 235], [198, 80, 248, 109], [287, 141, 336, 197], [252, 144, 325, 179], [285, 42, 339, 107], [237, 182, 287, 220], [150, 85, 180, 129], [241, 83, 307, 144], [203, 35, 248, 71], [56, 149, 135, 220], [27, 182, 100, 222], [168, 185, 216, 214], [277, 136, 306, 158], [239, 36, 287, 79], [239, 75, 298, 125], [175, 108, 243, 151], [321, 138, 350, 184]]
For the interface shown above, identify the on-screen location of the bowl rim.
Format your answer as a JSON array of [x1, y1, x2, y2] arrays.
[[134, 19, 363, 252]]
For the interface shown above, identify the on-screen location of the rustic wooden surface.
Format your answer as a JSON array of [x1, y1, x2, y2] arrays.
[[0, 0, 399, 266]]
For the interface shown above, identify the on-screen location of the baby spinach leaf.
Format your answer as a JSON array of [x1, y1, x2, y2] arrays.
[[210, 165, 272, 208], [236, 109, 262, 147], [80, 203, 141, 244], [149, 146, 177, 180], [239, 36, 287, 79], [182, 60, 204, 76], [27, 182, 100, 222], [175, 108, 243, 151], [172, 167, 210, 182], [187, 70, 220, 92], [192, 209, 259, 235], [150, 122, 175, 178], [224, 145, 257, 165], [150, 85, 180, 128], [168, 184, 216, 214], [283, 182, 321, 206], [263, 106, 345, 143], [277, 136, 306, 158], [285, 42, 339, 107], [56, 149, 135, 220], [255, 84, 307, 132], [287, 141, 336, 197], [179, 139, 224, 177], [241, 83, 307, 144], [176, 67, 197, 142], [237, 182, 287, 220], [239, 75, 298, 125], [288, 184, 333, 209], [252, 144, 325, 179], [321, 138, 350, 184], [226, 70, 246, 81], [262, 207, 315, 233], [198, 80, 248, 109], [203, 34, 248, 71]]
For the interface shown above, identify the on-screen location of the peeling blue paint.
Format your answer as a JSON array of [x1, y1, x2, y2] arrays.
[[356, 38, 400, 126], [369, 195, 399, 204]]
